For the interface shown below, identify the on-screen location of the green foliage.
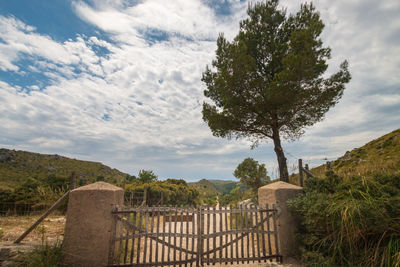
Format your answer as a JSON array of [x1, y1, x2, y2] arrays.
[[234, 158, 270, 196], [125, 179, 200, 206], [0, 176, 68, 215], [188, 179, 220, 204], [202, 0, 350, 182], [137, 170, 158, 183], [17, 240, 63, 267], [125, 174, 137, 183], [219, 186, 250, 206], [210, 180, 247, 195], [288, 172, 400, 266]]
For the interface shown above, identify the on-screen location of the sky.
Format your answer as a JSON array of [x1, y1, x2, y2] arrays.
[[0, 0, 399, 181]]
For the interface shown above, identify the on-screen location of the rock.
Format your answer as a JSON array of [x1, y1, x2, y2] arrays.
[[0, 243, 35, 266]]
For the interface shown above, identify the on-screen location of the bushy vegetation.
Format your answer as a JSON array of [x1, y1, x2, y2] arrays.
[[219, 186, 252, 206], [0, 175, 69, 215], [125, 172, 200, 206], [288, 171, 400, 266]]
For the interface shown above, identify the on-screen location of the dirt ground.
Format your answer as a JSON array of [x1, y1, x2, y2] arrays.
[[0, 215, 65, 244]]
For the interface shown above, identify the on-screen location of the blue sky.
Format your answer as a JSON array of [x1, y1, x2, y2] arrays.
[[0, 0, 399, 181]]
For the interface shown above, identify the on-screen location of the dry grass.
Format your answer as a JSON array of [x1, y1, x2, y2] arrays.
[[0, 215, 65, 243]]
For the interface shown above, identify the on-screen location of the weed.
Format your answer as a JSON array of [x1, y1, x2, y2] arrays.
[[16, 240, 63, 267]]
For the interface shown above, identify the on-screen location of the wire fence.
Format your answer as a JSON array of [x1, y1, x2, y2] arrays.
[[0, 202, 63, 216]]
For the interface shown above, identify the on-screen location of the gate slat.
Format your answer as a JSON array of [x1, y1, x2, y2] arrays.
[[255, 206, 261, 262], [240, 204, 244, 264], [155, 208, 160, 266], [123, 213, 129, 264], [130, 212, 136, 264], [207, 206, 211, 264], [174, 208, 178, 267], [179, 207, 183, 267], [265, 204, 272, 260], [109, 205, 282, 267], [250, 204, 256, 263], [224, 206, 228, 265], [229, 204, 233, 265], [143, 208, 149, 264], [191, 206, 195, 267], [108, 210, 118, 265], [136, 211, 142, 264], [272, 204, 280, 262], [149, 209, 155, 264], [212, 206, 216, 265], [185, 208, 189, 267], [161, 208, 166, 265], [235, 204, 239, 264], [260, 204, 267, 262], [245, 205, 250, 263], [117, 213, 125, 263], [168, 206, 172, 265], [219, 206, 222, 263], [196, 206, 202, 267]]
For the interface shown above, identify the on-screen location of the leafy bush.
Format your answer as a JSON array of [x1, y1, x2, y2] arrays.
[[288, 171, 400, 267]]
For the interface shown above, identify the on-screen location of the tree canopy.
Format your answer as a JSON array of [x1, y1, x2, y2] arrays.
[[202, 0, 351, 182], [233, 158, 270, 195], [137, 169, 158, 183]]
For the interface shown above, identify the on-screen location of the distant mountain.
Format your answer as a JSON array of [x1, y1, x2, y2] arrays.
[[0, 148, 128, 190], [291, 128, 400, 182]]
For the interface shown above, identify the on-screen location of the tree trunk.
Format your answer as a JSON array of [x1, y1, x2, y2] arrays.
[[272, 128, 289, 182]]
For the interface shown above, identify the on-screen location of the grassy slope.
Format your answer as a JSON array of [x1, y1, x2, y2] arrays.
[[290, 128, 400, 183], [0, 148, 128, 190]]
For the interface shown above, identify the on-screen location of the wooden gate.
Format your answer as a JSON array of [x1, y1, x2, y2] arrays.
[[108, 205, 282, 266]]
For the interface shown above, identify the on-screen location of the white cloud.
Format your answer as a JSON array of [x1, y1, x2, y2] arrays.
[[0, 0, 399, 180]]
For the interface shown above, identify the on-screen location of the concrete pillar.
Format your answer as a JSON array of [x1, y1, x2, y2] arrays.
[[258, 181, 303, 258], [63, 182, 124, 267]]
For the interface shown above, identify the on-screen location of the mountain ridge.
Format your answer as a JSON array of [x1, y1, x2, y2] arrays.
[[0, 148, 128, 190]]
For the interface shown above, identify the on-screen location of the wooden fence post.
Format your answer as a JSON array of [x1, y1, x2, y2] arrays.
[[298, 159, 303, 187]]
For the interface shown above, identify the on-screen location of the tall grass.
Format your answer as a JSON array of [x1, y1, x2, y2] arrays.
[[288, 172, 400, 267]]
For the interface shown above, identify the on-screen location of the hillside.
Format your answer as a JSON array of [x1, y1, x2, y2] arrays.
[[0, 148, 128, 190], [291, 128, 400, 182], [188, 179, 220, 197]]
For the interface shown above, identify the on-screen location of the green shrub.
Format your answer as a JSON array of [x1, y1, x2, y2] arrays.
[[288, 172, 400, 267], [17, 240, 63, 267]]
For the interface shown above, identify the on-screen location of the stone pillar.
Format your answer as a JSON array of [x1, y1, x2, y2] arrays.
[[258, 181, 303, 258], [63, 182, 124, 267]]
